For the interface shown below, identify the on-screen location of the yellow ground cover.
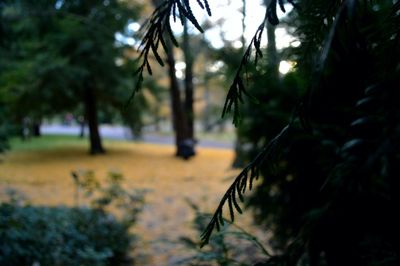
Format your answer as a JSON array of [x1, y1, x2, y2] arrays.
[[1, 140, 268, 265]]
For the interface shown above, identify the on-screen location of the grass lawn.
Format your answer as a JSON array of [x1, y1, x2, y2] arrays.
[[9, 134, 89, 151], [152, 129, 236, 143], [0, 135, 267, 265]]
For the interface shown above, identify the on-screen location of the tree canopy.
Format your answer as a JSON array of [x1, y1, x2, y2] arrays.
[[0, 0, 144, 153]]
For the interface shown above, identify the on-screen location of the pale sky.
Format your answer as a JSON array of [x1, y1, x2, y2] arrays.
[[184, 0, 297, 74], [119, 0, 295, 49], [187, 0, 294, 49], [118, 0, 297, 74]]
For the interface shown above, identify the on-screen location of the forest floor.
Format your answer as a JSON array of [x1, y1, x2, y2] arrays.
[[0, 135, 269, 265]]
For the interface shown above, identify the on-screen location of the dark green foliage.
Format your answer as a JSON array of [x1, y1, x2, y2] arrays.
[[225, 1, 400, 265], [0, 205, 130, 266], [0, 0, 146, 150], [0, 171, 145, 266], [159, 0, 400, 265]]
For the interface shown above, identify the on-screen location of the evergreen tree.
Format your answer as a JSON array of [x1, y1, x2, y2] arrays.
[[139, 0, 400, 265], [0, 0, 142, 153]]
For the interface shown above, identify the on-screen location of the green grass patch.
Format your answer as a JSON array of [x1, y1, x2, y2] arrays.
[[9, 135, 90, 151], [196, 130, 236, 143], [149, 130, 236, 143]]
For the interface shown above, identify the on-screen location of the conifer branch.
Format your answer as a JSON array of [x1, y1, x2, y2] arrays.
[[221, 22, 265, 126], [200, 124, 292, 247], [130, 0, 211, 101], [222, 0, 296, 126]]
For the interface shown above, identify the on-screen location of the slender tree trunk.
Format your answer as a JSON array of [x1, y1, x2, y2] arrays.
[[32, 118, 41, 137], [20, 116, 30, 141], [200, 33, 212, 132], [84, 86, 104, 154], [183, 18, 195, 140], [32, 122, 41, 137], [78, 116, 85, 138], [265, 0, 279, 73], [203, 73, 211, 132], [232, 0, 249, 167], [151, 0, 195, 159], [241, 0, 246, 50], [165, 38, 195, 158]]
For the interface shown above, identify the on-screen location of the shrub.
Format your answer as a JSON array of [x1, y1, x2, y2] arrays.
[[0, 205, 129, 266], [0, 171, 145, 266]]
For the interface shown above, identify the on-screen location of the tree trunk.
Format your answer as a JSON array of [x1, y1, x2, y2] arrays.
[[202, 75, 211, 132], [165, 39, 195, 159], [32, 121, 41, 137], [21, 117, 30, 141], [84, 86, 104, 154], [265, 0, 279, 73], [241, 0, 246, 50], [183, 18, 195, 140], [151, 0, 195, 159], [78, 116, 85, 138]]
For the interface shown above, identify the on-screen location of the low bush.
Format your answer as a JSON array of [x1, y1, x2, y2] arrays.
[[0, 205, 130, 266], [0, 171, 145, 266]]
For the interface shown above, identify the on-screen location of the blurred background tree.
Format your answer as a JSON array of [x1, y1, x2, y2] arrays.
[[0, 0, 147, 154], [1, 0, 232, 158]]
